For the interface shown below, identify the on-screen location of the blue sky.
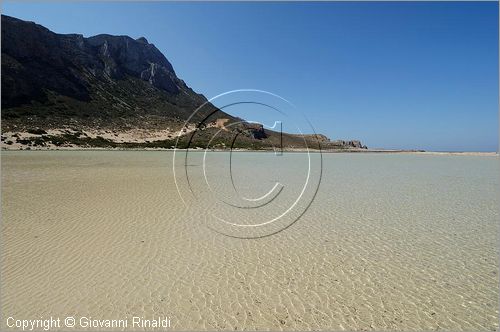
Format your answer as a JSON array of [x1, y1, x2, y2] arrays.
[[2, 2, 498, 151]]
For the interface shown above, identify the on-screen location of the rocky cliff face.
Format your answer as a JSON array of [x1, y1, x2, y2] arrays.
[[85, 34, 179, 93], [1, 15, 186, 105], [331, 140, 367, 149]]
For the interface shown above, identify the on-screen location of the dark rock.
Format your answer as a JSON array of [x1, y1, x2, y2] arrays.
[[247, 124, 267, 140], [27, 128, 47, 135], [348, 140, 363, 148]]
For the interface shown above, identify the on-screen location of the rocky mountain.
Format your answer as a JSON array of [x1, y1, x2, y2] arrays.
[[1, 15, 366, 150], [1, 15, 224, 126]]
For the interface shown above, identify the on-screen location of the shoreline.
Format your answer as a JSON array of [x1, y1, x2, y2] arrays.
[[1, 147, 498, 156]]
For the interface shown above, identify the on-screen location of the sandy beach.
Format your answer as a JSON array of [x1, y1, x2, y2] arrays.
[[1, 151, 498, 331]]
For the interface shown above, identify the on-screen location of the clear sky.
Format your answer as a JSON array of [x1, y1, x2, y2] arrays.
[[2, 1, 498, 151]]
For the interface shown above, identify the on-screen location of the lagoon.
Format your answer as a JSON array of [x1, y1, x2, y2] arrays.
[[1, 151, 498, 330]]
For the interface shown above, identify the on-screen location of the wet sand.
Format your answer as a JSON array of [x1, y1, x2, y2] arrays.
[[1, 151, 498, 330]]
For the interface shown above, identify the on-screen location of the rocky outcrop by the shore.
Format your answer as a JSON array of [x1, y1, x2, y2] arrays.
[[330, 140, 367, 149]]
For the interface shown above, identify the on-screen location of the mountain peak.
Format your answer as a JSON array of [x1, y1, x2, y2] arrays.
[[1, 14, 182, 108]]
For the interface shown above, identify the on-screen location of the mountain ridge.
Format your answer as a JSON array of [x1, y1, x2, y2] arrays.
[[1, 15, 367, 150]]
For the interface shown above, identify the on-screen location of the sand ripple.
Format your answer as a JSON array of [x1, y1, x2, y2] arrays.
[[1, 151, 498, 330]]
